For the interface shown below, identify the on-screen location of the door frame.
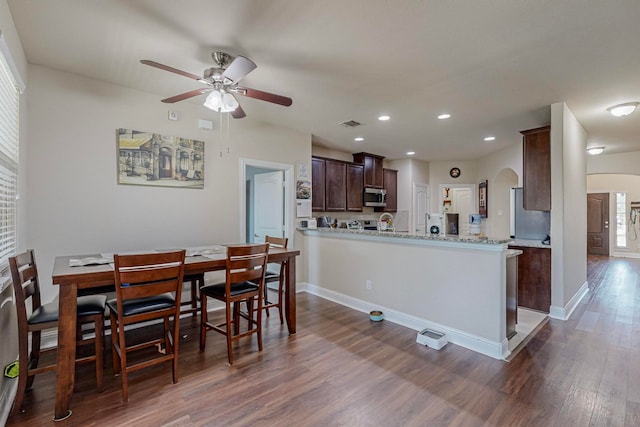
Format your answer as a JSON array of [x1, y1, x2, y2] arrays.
[[239, 158, 294, 245]]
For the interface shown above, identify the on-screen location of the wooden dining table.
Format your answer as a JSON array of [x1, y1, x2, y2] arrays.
[[50, 245, 300, 421]]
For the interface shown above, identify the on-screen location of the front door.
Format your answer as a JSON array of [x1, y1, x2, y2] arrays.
[[253, 171, 284, 243], [587, 192, 610, 255]]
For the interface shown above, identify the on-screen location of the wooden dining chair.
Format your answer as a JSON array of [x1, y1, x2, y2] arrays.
[[199, 244, 268, 365], [9, 249, 106, 416], [107, 250, 185, 403], [262, 236, 288, 324]]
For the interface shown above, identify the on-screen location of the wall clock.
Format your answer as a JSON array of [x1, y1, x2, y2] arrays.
[[449, 167, 461, 178]]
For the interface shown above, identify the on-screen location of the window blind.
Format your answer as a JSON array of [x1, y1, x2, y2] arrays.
[[0, 45, 19, 267]]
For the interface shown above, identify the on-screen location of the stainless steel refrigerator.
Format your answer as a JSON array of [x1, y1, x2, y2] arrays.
[[510, 187, 550, 240]]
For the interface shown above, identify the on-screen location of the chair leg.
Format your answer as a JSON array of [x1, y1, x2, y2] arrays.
[[12, 334, 30, 415], [256, 295, 263, 352], [200, 294, 208, 351], [118, 324, 129, 403], [171, 315, 180, 384], [26, 330, 41, 390], [264, 282, 270, 317], [190, 277, 198, 318], [94, 315, 104, 393], [110, 310, 120, 375], [226, 301, 234, 365], [233, 302, 240, 335]]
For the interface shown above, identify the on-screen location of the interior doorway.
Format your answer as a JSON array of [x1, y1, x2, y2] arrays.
[[587, 193, 610, 256], [413, 183, 429, 234], [240, 158, 294, 245]]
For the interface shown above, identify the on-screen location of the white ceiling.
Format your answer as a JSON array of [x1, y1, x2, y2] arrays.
[[7, 0, 640, 161]]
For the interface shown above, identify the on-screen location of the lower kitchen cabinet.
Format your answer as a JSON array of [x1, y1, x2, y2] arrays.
[[509, 245, 551, 313]]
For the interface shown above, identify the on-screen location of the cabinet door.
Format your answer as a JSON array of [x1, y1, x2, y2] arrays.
[[510, 246, 551, 313], [311, 157, 325, 212], [353, 152, 384, 188], [324, 159, 346, 211], [346, 163, 364, 212], [383, 168, 397, 212], [522, 126, 551, 211]]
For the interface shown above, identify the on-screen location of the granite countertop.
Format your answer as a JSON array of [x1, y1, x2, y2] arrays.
[[509, 238, 551, 249], [302, 227, 512, 245]]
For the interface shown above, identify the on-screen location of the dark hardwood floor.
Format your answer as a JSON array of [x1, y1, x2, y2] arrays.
[[8, 255, 640, 426]]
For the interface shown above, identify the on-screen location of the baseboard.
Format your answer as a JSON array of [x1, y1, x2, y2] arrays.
[[613, 251, 640, 259], [549, 280, 589, 320], [304, 283, 506, 360]]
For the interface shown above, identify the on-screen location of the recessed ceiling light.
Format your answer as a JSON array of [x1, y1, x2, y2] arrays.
[[378, 115, 390, 121], [437, 113, 451, 120], [607, 102, 639, 117], [484, 136, 496, 142], [406, 151, 415, 156], [354, 137, 364, 142], [587, 147, 605, 155]]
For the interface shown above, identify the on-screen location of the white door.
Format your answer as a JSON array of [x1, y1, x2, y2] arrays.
[[413, 184, 429, 234], [452, 188, 471, 235], [253, 171, 284, 243]]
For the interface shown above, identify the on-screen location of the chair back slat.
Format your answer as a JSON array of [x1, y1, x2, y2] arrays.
[[226, 244, 268, 287], [9, 250, 42, 318], [265, 235, 288, 249], [114, 251, 186, 305]]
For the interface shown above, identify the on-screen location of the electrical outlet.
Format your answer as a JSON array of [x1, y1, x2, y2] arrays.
[[366, 280, 372, 290]]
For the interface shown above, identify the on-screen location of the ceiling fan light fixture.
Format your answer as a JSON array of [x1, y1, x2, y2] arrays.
[[203, 90, 238, 112], [607, 102, 639, 117]]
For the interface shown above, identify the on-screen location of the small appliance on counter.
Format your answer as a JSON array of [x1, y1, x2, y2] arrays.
[[378, 213, 394, 232], [355, 219, 378, 230], [445, 213, 459, 236], [469, 214, 482, 235], [426, 213, 444, 235], [317, 216, 332, 228], [299, 218, 317, 229]]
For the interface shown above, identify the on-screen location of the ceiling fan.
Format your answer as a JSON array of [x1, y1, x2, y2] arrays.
[[140, 51, 293, 119]]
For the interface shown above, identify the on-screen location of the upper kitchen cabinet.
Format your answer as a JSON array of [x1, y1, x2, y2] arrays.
[[324, 159, 347, 211], [375, 168, 397, 212], [311, 157, 325, 211], [521, 126, 551, 211], [353, 152, 385, 188], [346, 163, 364, 212]]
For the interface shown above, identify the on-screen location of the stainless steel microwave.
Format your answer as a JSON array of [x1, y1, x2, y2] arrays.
[[364, 187, 387, 207]]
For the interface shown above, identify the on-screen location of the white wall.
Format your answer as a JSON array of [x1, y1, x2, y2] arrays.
[[428, 160, 478, 212], [26, 65, 311, 303], [476, 142, 522, 238], [550, 102, 587, 317], [587, 150, 640, 175]]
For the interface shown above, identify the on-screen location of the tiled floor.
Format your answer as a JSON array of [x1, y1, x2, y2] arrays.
[[507, 307, 548, 357]]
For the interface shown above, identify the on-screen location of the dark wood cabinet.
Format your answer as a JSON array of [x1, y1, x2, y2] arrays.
[[353, 152, 385, 188], [375, 168, 397, 212], [346, 163, 364, 212], [509, 245, 551, 313], [311, 157, 325, 212], [521, 126, 551, 211], [324, 159, 347, 211]]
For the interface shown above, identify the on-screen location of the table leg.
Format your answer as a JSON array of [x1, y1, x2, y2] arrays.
[[54, 282, 77, 421], [284, 256, 296, 334]]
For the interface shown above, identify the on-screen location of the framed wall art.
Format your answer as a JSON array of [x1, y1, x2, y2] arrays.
[[117, 128, 205, 189], [479, 179, 488, 218]]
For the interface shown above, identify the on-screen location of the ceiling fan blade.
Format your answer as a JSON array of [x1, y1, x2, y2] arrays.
[[232, 105, 246, 119], [140, 60, 201, 81], [161, 88, 211, 103], [234, 86, 293, 107], [221, 56, 257, 83]]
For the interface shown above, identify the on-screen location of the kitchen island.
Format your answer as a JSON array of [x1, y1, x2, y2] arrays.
[[301, 228, 517, 359]]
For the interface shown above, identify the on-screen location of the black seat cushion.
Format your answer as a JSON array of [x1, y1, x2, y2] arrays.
[[200, 281, 259, 298], [28, 295, 107, 325], [107, 293, 176, 317]]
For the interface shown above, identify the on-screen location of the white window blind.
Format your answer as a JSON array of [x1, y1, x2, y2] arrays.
[[0, 42, 20, 266]]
